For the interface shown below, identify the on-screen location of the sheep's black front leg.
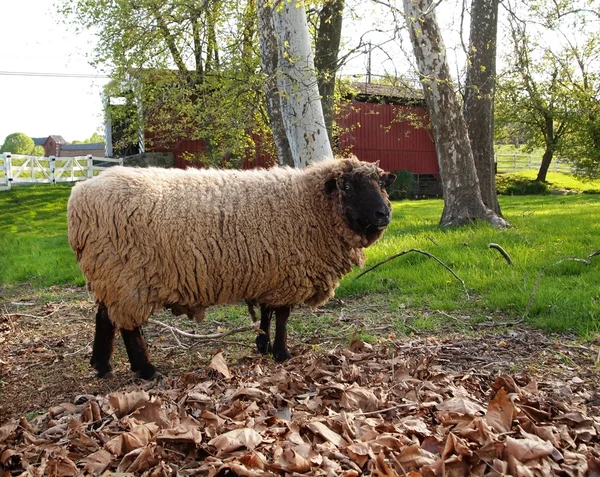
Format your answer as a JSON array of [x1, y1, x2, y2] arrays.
[[273, 306, 292, 362], [90, 302, 116, 378], [256, 304, 274, 355], [121, 327, 157, 380]]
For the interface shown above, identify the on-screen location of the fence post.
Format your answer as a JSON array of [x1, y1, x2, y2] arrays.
[[2, 153, 11, 190], [50, 156, 56, 184], [87, 155, 93, 179]]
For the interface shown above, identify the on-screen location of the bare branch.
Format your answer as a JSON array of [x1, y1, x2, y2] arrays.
[[488, 243, 513, 265], [354, 248, 468, 296], [149, 319, 256, 341]]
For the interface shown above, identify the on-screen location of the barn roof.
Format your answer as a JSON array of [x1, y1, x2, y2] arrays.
[[32, 137, 47, 146], [49, 135, 67, 144], [61, 142, 105, 151], [349, 81, 423, 105]]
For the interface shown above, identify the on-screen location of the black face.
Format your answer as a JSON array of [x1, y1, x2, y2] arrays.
[[325, 172, 396, 239]]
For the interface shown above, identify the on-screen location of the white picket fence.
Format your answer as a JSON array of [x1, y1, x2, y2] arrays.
[[495, 154, 572, 173], [0, 153, 123, 191]]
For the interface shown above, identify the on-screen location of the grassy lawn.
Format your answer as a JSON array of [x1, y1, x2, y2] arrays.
[[1, 180, 599, 337]]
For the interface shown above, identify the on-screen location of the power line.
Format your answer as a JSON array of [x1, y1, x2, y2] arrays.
[[0, 71, 109, 79]]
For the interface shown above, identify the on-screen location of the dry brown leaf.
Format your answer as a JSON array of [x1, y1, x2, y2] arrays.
[[117, 443, 158, 473], [80, 449, 113, 476], [45, 454, 79, 476], [105, 423, 158, 456], [306, 421, 348, 448], [277, 446, 311, 473], [131, 399, 171, 428], [231, 387, 270, 401], [346, 441, 371, 467], [437, 396, 485, 416], [340, 385, 380, 412], [506, 436, 555, 462], [208, 428, 263, 454], [108, 390, 150, 418], [486, 388, 515, 433], [0, 420, 18, 443], [155, 425, 203, 445], [209, 351, 231, 379]]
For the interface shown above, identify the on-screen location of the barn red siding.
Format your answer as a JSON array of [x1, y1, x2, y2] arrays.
[[144, 101, 438, 176], [336, 101, 438, 176]]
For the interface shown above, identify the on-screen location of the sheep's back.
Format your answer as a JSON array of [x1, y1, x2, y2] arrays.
[[68, 166, 359, 327]]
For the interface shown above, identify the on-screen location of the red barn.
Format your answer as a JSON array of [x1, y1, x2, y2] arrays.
[[111, 82, 441, 196]]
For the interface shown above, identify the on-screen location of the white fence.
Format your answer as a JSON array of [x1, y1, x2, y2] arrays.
[[495, 154, 572, 174], [0, 153, 123, 191]]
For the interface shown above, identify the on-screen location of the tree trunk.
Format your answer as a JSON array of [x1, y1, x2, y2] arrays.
[[463, 0, 502, 215], [257, 0, 295, 167], [536, 117, 555, 182], [402, 0, 508, 228], [269, 0, 333, 168], [315, 0, 345, 144]]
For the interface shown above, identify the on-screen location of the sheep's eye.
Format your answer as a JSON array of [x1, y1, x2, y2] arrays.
[[344, 183, 350, 191], [379, 180, 386, 188]]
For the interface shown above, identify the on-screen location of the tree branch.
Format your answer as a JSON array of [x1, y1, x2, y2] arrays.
[[488, 243, 513, 265], [354, 248, 468, 296]]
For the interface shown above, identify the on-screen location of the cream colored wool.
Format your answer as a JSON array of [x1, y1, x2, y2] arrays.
[[68, 158, 390, 329]]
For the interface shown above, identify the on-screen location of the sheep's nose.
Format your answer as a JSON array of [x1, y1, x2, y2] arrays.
[[374, 208, 390, 225]]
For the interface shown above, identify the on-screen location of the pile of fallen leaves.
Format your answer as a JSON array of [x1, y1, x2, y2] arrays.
[[1, 339, 599, 476]]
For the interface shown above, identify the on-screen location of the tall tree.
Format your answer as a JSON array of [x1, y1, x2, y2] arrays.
[[257, 0, 295, 167], [258, 0, 333, 168], [497, 0, 600, 181], [463, 0, 502, 215], [402, 0, 508, 227], [315, 0, 345, 144]]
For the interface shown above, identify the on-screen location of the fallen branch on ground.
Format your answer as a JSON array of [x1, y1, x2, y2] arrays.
[[354, 248, 468, 296], [488, 243, 513, 266], [148, 319, 256, 342]]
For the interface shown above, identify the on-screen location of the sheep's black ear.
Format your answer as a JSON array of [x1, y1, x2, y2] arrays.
[[383, 174, 396, 187], [324, 178, 337, 195]]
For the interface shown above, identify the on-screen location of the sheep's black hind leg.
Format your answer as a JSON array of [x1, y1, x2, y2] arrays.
[[273, 306, 292, 363], [121, 327, 157, 380], [90, 303, 116, 378], [256, 305, 274, 355]]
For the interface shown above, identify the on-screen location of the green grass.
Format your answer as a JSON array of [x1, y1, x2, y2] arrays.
[[0, 184, 84, 285], [497, 171, 600, 194], [338, 195, 600, 336], [1, 183, 600, 337]]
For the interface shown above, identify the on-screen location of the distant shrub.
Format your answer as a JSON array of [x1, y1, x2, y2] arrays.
[[387, 170, 416, 200], [496, 176, 552, 195]]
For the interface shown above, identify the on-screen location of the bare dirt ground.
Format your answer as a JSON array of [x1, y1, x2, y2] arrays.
[[1, 285, 600, 475]]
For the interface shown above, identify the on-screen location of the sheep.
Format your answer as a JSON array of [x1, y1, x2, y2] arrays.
[[67, 157, 396, 379]]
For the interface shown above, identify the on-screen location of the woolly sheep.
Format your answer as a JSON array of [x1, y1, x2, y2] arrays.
[[67, 157, 396, 378]]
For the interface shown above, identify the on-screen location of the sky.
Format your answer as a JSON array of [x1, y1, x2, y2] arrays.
[[0, 1, 108, 144]]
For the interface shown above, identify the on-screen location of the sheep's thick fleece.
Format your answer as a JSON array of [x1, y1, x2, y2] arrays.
[[68, 158, 385, 329]]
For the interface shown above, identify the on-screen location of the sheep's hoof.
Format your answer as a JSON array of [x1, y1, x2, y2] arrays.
[[137, 364, 159, 380], [94, 363, 113, 379], [256, 335, 273, 355], [273, 347, 292, 363]]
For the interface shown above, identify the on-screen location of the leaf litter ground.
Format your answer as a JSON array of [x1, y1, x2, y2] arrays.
[[1, 286, 600, 476]]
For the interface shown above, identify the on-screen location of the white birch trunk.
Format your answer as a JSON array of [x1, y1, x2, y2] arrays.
[[257, 0, 295, 167], [402, 0, 508, 228], [270, 0, 333, 168]]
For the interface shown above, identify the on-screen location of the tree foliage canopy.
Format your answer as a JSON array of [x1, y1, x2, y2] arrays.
[[0, 133, 35, 155], [60, 0, 269, 167], [495, 0, 600, 179]]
